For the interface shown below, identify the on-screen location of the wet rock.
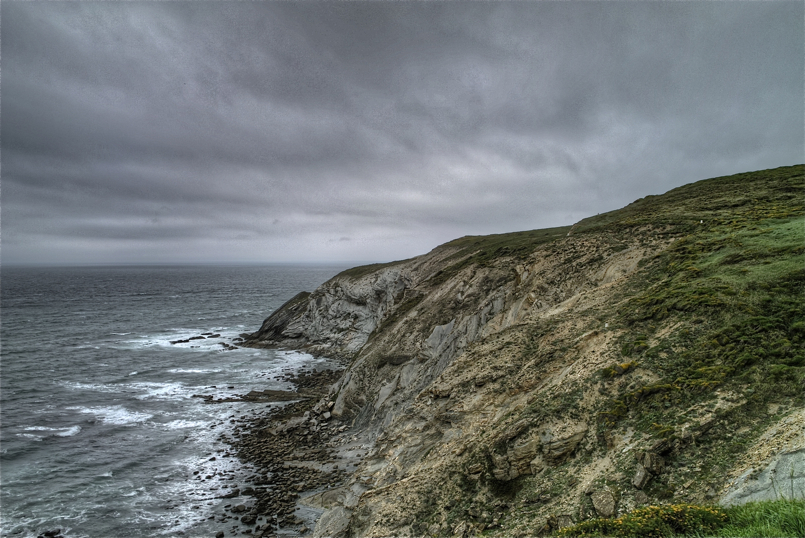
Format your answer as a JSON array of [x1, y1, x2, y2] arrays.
[[241, 514, 257, 525], [216, 532, 225, 538]]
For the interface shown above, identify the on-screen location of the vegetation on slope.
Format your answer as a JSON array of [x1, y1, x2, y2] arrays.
[[556, 499, 805, 538], [427, 226, 571, 287], [405, 166, 803, 537], [592, 166, 804, 489], [335, 226, 571, 283]]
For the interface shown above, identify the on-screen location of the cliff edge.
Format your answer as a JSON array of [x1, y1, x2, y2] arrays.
[[244, 165, 804, 537]]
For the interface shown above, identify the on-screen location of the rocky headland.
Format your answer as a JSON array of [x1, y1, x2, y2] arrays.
[[228, 165, 804, 537]]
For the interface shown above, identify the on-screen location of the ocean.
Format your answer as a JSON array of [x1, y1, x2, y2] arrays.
[[0, 265, 348, 538]]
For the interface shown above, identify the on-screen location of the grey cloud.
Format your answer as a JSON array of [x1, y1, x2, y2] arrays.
[[1, 1, 802, 265]]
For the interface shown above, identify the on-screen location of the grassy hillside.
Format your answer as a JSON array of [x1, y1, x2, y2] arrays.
[[594, 166, 804, 482], [402, 165, 803, 537]]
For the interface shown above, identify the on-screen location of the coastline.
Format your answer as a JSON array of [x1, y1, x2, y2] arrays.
[[209, 363, 357, 537]]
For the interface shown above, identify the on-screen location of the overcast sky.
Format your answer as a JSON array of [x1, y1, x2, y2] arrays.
[[2, 1, 802, 266]]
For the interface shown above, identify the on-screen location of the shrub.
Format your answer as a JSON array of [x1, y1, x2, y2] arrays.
[[556, 503, 727, 537]]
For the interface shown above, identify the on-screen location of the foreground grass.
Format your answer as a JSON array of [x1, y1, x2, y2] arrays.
[[555, 499, 805, 537], [712, 499, 805, 538]]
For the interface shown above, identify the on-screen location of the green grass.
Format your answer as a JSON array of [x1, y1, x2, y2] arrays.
[[596, 167, 804, 438], [554, 499, 805, 537], [335, 226, 571, 284], [334, 258, 412, 280], [711, 499, 805, 538], [571, 165, 803, 235], [427, 226, 571, 286]]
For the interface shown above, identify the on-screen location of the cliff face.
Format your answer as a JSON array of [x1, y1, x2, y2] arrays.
[[244, 165, 805, 537]]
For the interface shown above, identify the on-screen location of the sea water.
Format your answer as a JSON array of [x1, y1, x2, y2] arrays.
[[0, 265, 348, 538]]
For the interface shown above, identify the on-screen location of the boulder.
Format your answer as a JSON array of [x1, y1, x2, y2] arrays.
[[510, 438, 539, 462], [312, 506, 352, 538], [638, 451, 665, 475], [241, 514, 257, 525], [590, 490, 617, 518], [632, 463, 652, 490]]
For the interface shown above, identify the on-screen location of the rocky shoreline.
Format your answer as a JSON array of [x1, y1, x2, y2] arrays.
[[207, 366, 361, 538]]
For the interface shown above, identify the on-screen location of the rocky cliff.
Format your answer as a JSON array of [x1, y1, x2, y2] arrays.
[[244, 165, 804, 537]]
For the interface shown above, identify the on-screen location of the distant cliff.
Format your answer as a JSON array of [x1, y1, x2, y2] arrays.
[[244, 165, 805, 537]]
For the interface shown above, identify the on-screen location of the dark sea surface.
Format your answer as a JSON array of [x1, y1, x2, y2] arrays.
[[0, 265, 348, 538]]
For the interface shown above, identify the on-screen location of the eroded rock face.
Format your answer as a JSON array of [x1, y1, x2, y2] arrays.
[[543, 428, 587, 464], [240, 233, 658, 538], [245, 266, 414, 357], [241, 212, 775, 538], [720, 409, 805, 506], [489, 424, 590, 483]]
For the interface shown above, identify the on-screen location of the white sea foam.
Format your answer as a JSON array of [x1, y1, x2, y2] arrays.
[[65, 380, 195, 401], [58, 425, 82, 436], [167, 368, 221, 374], [16, 433, 43, 441], [162, 420, 207, 430], [66, 405, 153, 425], [23, 425, 82, 437], [63, 381, 125, 394], [128, 381, 191, 401]]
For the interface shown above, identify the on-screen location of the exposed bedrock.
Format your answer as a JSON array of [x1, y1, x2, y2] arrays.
[[241, 166, 805, 538]]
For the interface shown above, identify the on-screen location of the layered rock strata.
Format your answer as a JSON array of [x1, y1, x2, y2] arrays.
[[241, 165, 804, 537]]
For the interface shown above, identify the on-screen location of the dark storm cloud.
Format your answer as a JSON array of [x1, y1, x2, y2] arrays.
[[2, 1, 802, 265]]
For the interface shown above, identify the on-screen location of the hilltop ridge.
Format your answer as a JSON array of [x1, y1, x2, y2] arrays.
[[243, 164, 804, 537]]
